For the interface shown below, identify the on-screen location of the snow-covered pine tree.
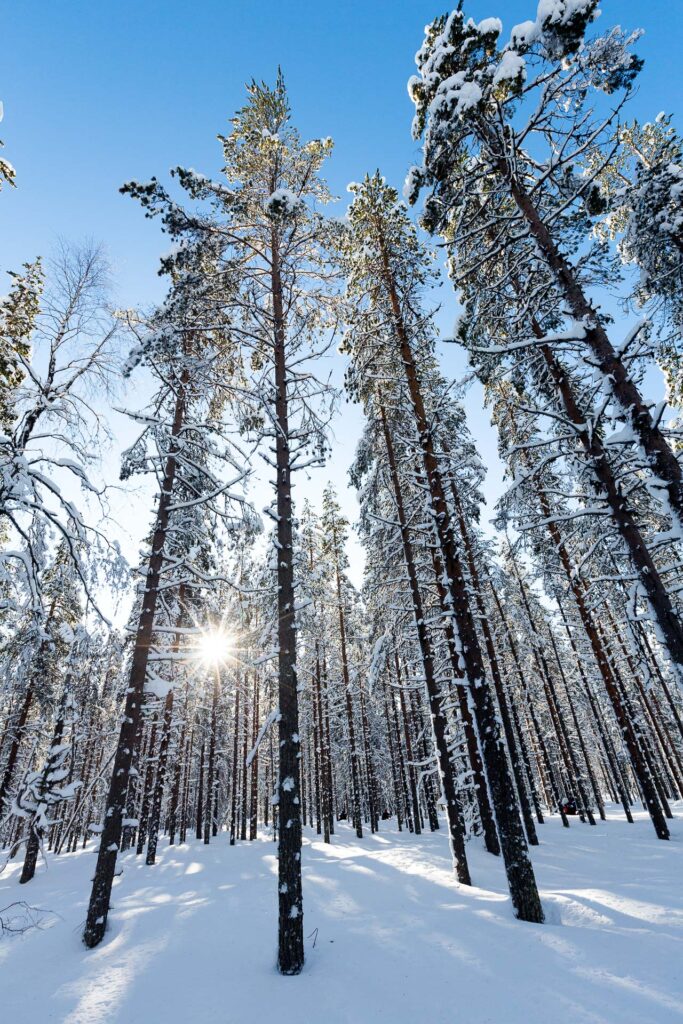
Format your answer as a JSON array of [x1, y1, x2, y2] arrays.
[[430, 392, 540, 846], [297, 501, 334, 843], [119, 73, 341, 972], [489, 380, 673, 838], [320, 486, 365, 840], [11, 690, 81, 883], [589, 114, 683, 372], [83, 248, 251, 947], [0, 539, 82, 817], [352, 377, 507, 851], [341, 173, 543, 922], [0, 243, 122, 620], [0, 261, 42, 432], [407, 5, 683, 678]]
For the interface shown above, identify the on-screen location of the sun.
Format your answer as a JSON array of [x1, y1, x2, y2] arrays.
[[195, 628, 233, 666]]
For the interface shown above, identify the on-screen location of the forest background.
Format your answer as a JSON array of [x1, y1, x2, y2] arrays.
[[4, 0, 680, 603]]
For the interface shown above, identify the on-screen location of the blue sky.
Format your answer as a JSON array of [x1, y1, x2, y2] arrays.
[[2, 1, 681, 589]]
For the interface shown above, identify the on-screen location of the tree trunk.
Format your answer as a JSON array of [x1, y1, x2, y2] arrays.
[[383, 681, 404, 830], [488, 583, 568, 827], [271, 225, 304, 975], [146, 689, 174, 864], [249, 676, 259, 842], [312, 651, 324, 838], [168, 689, 188, 846], [196, 738, 205, 840], [83, 371, 187, 948], [410, 686, 440, 833], [179, 728, 193, 845], [229, 687, 240, 846], [203, 674, 219, 845], [359, 682, 379, 833], [390, 682, 414, 831], [334, 565, 363, 840], [449, 483, 538, 845], [395, 658, 422, 838], [137, 711, 159, 855], [0, 683, 34, 813]]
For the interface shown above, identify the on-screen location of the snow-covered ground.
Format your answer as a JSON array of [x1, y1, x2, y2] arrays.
[[0, 806, 681, 1024]]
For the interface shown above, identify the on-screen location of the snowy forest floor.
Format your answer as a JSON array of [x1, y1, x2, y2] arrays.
[[0, 805, 681, 1024]]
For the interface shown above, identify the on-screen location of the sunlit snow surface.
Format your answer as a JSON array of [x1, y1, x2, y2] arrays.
[[1, 807, 681, 1023]]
